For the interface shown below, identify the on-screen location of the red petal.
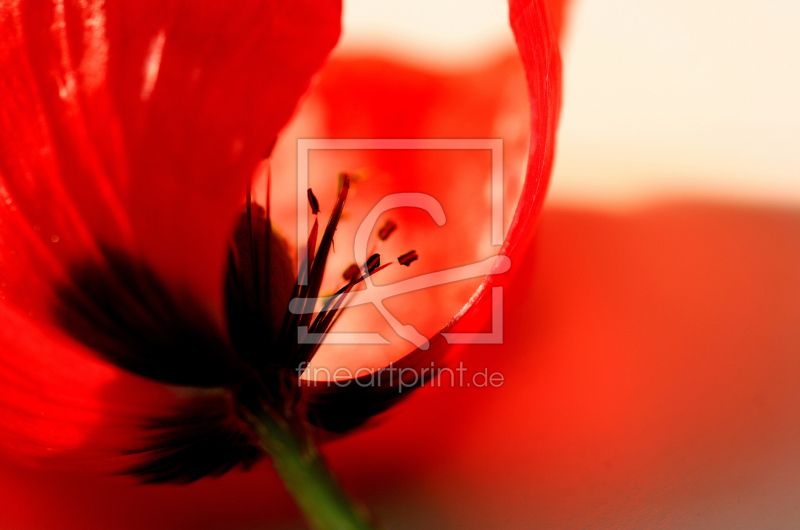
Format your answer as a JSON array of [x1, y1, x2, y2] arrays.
[[545, 0, 573, 39], [0, 0, 341, 460], [0, 0, 341, 320], [301, 0, 562, 430], [0, 299, 179, 464]]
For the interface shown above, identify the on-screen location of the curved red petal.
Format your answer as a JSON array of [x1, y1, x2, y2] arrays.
[[303, 0, 562, 430], [0, 0, 341, 320], [0, 294, 257, 476], [0, 299, 181, 465], [546, 0, 573, 39], [273, 54, 532, 359]]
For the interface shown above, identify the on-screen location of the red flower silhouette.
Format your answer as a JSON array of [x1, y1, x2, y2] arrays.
[[0, 0, 561, 503], [3, 2, 798, 528]]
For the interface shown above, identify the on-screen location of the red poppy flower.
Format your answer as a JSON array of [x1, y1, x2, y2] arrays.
[[0, 0, 563, 525]]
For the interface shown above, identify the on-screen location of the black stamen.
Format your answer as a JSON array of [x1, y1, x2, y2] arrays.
[[398, 250, 418, 267], [366, 253, 381, 273], [296, 255, 392, 371], [377, 220, 397, 241], [299, 175, 350, 329], [280, 175, 351, 366], [307, 188, 320, 215], [343, 264, 360, 281]]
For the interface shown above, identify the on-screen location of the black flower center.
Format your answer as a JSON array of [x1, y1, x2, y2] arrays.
[[51, 172, 417, 483]]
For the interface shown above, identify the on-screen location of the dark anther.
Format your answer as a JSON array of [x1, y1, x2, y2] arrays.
[[377, 219, 397, 241], [366, 253, 381, 273], [398, 250, 418, 267], [307, 188, 320, 215], [343, 264, 360, 281]]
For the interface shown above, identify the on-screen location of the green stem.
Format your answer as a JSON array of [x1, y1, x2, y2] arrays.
[[250, 411, 376, 530]]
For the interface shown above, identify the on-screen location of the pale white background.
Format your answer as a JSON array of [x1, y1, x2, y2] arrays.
[[341, 0, 800, 206]]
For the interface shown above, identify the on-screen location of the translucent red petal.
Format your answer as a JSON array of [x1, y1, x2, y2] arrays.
[[302, 0, 563, 430], [0, 0, 341, 319], [0, 0, 341, 457]]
